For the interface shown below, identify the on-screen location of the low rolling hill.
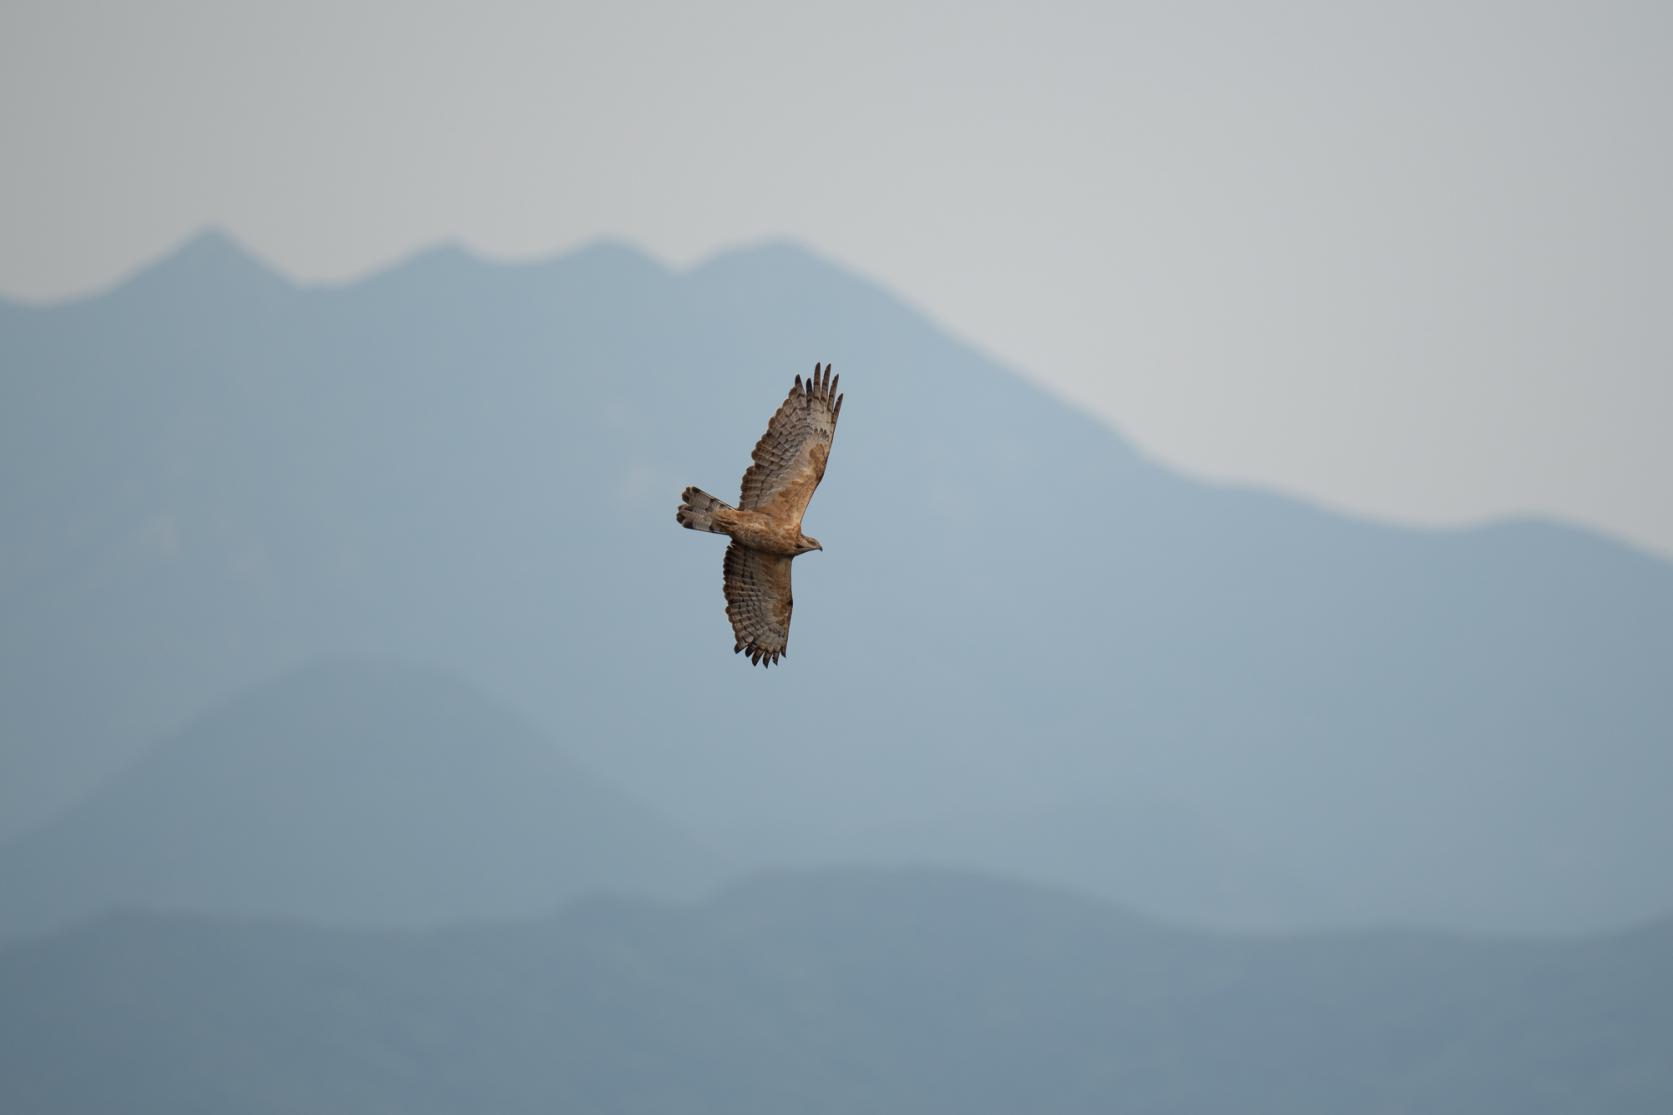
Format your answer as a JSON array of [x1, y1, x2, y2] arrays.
[[1, 867, 1668, 1114], [0, 660, 717, 942]]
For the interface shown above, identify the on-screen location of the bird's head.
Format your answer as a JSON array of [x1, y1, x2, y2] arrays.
[[799, 536, 823, 554]]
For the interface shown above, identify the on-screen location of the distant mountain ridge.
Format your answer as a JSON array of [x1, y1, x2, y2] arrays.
[[1, 867, 1668, 1114], [2, 228, 1671, 933], [0, 660, 718, 942]]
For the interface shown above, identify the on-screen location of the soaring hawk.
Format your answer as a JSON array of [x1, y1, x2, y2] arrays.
[[676, 364, 843, 667]]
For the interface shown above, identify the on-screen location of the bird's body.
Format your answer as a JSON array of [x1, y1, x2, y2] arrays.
[[676, 364, 843, 667], [704, 508, 814, 556]]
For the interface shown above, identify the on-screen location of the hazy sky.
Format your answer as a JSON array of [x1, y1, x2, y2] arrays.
[[4, 0, 1669, 553]]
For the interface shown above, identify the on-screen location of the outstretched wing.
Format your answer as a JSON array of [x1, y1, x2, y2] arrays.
[[723, 542, 793, 667], [738, 363, 843, 520]]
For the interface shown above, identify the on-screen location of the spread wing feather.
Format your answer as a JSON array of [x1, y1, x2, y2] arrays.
[[738, 362, 843, 521], [723, 542, 793, 667]]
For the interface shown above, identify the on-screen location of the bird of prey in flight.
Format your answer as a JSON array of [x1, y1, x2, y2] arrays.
[[677, 364, 843, 667]]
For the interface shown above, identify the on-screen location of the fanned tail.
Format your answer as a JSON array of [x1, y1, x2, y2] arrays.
[[676, 486, 733, 533]]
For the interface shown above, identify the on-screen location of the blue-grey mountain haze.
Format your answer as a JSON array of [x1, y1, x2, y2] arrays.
[[3, 870, 1671, 1114], [2, 230, 1669, 937], [4, 1, 1670, 554], [6, 4, 1670, 1104], [0, 661, 719, 942]]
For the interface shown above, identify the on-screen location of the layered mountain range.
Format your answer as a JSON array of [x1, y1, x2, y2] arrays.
[[3, 869, 1669, 1114], [2, 230, 1670, 934]]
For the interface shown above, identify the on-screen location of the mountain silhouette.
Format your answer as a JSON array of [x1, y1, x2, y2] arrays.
[[2, 867, 1668, 1113], [2, 229, 1671, 932], [0, 660, 716, 941]]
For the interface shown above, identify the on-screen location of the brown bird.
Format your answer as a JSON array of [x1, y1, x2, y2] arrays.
[[677, 363, 843, 667]]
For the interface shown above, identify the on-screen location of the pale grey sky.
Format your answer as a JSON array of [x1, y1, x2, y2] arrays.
[[4, 0, 1669, 553]]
